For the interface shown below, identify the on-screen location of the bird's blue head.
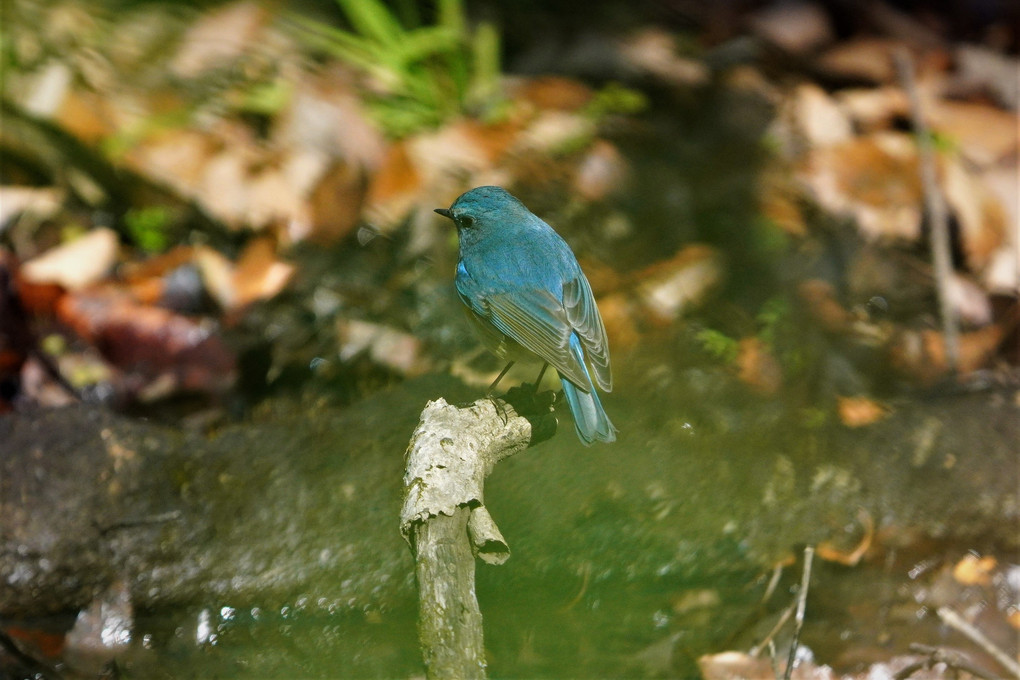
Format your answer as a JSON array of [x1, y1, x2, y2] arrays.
[[434, 186, 530, 245]]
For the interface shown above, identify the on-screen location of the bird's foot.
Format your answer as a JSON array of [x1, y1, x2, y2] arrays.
[[488, 394, 512, 425], [503, 383, 555, 418]]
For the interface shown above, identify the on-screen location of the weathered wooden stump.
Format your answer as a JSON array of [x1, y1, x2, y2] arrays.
[[399, 397, 539, 679]]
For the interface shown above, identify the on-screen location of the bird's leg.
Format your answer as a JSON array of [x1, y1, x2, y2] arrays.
[[487, 360, 515, 424], [533, 362, 549, 390], [486, 360, 515, 396]]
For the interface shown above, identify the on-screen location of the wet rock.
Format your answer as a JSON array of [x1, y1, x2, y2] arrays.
[[0, 375, 475, 617]]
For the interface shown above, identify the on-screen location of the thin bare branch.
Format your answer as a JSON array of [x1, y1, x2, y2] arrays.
[[783, 545, 815, 680], [894, 48, 960, 374], [937, 606, 1020, 679]]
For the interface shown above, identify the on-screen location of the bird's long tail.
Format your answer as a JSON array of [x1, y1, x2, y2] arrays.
[[559, 336, 616, 445]]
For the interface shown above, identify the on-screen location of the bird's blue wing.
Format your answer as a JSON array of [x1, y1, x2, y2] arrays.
[[562, 275, 612, 392], [457, 277, 591, 389]]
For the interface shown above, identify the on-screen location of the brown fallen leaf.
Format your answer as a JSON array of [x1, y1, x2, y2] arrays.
[[170, 0, 271, 78], [245, 166, 311, 233], [748, 1, 834, 54], [55, 89, 116, 144], [953, 45, 1020, 110], [929, 100, 1020, 167], [514, 75, 594, 112], [273, 77, 387, 172], [231, 237, 294, 312], [197, 149, 252, 229], [57, 288, 236, 395], [194, 246, 236, 311], [699, 651, 840, 680], [817, 37, 905, 83], [1, 624, 66, 660], [837, 396, 889, 428], [20, 228, 119, 291], [619, 28, 710, 86], [633, 244, 724, 325], [736, 336, 783, 395], [363, 142, 422, 230], [337, 319, 430, 377], [952, 554, 996, 586], [573, 139, 629, 202], [759, 169, 808, 237], [305, 160, 365, 245], [0, 186, 64, 227], [122, 128, 218, 197], [939, 155, 1008, 271], [980, 163, 1019, 293], [836, 86, 910, 131], [946, 274, 993, 327], [888, 323, 1010, 385], [788, 83, 854, 148], [410, 119, 517, 179], [798, 279, 853, 333], [512, 110, 595, 154], [121, 246, 199, 305], [120, 245, 197, 283], [817, 508, 875, 566], [799, 133, 923, 242]]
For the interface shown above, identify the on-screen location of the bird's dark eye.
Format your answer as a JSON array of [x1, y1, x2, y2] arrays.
[[459, 215, 475, 228]]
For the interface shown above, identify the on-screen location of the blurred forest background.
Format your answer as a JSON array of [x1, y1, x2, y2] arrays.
[[1, 0, 1018, 678]]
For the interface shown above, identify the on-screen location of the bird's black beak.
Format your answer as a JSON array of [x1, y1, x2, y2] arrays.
[[434, 208, 453, 219]]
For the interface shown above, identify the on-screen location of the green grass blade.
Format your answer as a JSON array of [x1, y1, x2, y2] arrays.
[[468, 21, 500, 106], [393, 26, 459, 66], [335, 0, 404, 47], [437, 0, 466, 37], [288, 14, 373, 60]]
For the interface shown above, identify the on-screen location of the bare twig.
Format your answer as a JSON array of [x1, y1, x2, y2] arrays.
[[784, 545, 815, 680], [762, 563, 784, 603], [750, 602, 795, 658], [937, 606, 1020, 679], [895, 48, 960, 374], [768, 639, 781, 680], [893, 643, 1000, 680]]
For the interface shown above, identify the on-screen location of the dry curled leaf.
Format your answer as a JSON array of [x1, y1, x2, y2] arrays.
[[837, 396, 889, 427]]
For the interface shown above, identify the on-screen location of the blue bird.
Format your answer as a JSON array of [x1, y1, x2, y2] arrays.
[[435, 186, 616, 445]]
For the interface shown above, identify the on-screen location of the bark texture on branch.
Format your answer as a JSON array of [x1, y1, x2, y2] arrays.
[[399, 397, 533, 679]]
